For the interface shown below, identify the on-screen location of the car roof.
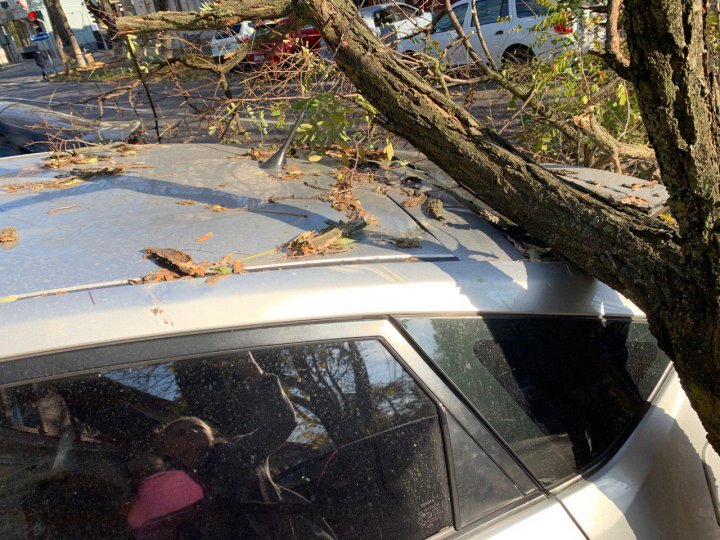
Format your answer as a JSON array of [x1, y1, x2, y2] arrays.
[[0, 143, 645, 361]]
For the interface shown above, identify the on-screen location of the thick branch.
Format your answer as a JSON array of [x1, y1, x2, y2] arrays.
[[597, 0, 632, 80], [116, 0, 293, 35]]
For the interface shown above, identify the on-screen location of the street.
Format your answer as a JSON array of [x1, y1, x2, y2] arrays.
[[0, 60, 514, 150]]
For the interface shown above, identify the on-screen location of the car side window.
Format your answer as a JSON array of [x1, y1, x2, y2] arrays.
[[0, 340, 452, 539], [401, 317, 671, 487], [433, 3, 469, 33], [469, 0, 509, 27], [516, 0, 547, 18]]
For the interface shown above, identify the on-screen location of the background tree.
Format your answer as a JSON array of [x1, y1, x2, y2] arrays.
[[115, 0, 720, 453]]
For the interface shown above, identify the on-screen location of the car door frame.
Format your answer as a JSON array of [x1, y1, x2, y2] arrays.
[[0, 318, 585, 538]]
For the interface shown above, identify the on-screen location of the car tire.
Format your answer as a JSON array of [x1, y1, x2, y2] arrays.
[[502, 45, 534, 66]]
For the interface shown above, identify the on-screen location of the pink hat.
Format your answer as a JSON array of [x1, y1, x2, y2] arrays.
[[128, 470, 204, 530]]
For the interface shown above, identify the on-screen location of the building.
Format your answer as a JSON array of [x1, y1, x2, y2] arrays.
[[0, 0, 108, 64]]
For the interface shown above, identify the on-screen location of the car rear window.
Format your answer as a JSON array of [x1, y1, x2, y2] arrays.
[[401, 317, 671, 487], [0, 340, 451, 539]]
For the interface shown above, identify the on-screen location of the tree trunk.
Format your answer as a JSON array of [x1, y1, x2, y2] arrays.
[[623, 0, 720, 451], [45, 0, 88, 68]]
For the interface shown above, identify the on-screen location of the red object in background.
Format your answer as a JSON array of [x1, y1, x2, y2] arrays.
[[246, 19, 322, 66], [553, 23, 573, 34], [27, 10, 38, 19]]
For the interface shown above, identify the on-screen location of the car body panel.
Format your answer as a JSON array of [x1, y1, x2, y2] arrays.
[[1, 143, 719, 538], [398, 0, 578, 66], [360, 3, 433, 40], [557, 370, 720, 539], [210, 22, 255, 58]]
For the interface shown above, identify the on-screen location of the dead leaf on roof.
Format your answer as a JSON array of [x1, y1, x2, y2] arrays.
[[176, 200, 197, 206], [279, 166, 304, 180], [206, 274, 229, 285], [394, 237, 422, 249], [0, 227, 18, 244], [196, 232, 214, 243], [286, 219, 366, 258], [629, 181, 659, 191], [403, 192, 428, 208], [207, 204, 228, 213], [135, 268, 181, 284], [233, 148, 276, 160], [145, 247, 206, 277], [232, 259, 245, 274], [620, 194, 650, 207]]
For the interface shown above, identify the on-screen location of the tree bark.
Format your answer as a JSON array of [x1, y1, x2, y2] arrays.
[[117, 0, 720, 453], [624, 0, 720, 450], [45, 0, 88, 68]]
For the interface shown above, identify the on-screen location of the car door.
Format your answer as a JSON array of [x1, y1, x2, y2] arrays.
[[0, 319, 586, 539], [467, 0, 512, 66], [425, 2, 470, 66]]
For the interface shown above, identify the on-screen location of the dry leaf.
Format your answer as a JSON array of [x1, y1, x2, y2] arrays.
[[0, 227, 18, 243], [145, 247, 206, 277], [232, 259, 245, 274], [629, 180, 659, 191], [206, 274, 229, 285], [196, 232, 214, 243], [207, 204, 228, 213], [307, 155, 323, 162], [403, 193, 428, 208], [139, 268, 180, 284], [176, 200, 197, 206], [620, 195, 650, 207]]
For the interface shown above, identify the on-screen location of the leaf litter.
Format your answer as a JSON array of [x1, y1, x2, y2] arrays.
[[137, 247, 246, 284], [0, 227, 18, 245], [286, 218, 367, 258]]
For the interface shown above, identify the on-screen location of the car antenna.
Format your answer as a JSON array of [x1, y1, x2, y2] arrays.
[[259, 104, 309, 172]]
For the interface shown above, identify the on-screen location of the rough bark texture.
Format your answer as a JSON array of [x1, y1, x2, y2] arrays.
[[625, 0, 720, 450], [117, 0, 720, 452], [46, 0, 88, 68]]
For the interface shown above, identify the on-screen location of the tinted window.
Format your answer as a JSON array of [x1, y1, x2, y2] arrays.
[[447, 415, 525, 527], [433, 3, 469, 33], [0, 340, 451, 539], [516, 0, 547, 18], [470, 0, 509, 27], [401, 318, 670, 486]]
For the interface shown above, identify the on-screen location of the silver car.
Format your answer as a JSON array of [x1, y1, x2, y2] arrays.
[[0, 143, 718, 539]]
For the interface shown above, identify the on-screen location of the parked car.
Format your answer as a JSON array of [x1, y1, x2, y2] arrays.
[[0, 100, 142, 154], [1, 143, 719, 539], [360, 2, 433, 40], [210, 21, 255, 60], [245, 18, 323, 66], [398, 0, 577, 66]]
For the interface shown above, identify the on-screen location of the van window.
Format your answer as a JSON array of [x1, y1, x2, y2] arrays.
[[0, 340, 451, 539], [401, 318, 671, 486]]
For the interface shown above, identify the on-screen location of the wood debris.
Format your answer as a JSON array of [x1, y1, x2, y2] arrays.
[[3, 166, 125, 193], [286, 219, 366, 258], [324, 167, 377, 224], [145, 247, 207, 277], [234, 148, 276, 160]]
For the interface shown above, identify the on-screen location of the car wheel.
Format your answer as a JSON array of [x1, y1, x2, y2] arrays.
[[502, 45, 534, 66]]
